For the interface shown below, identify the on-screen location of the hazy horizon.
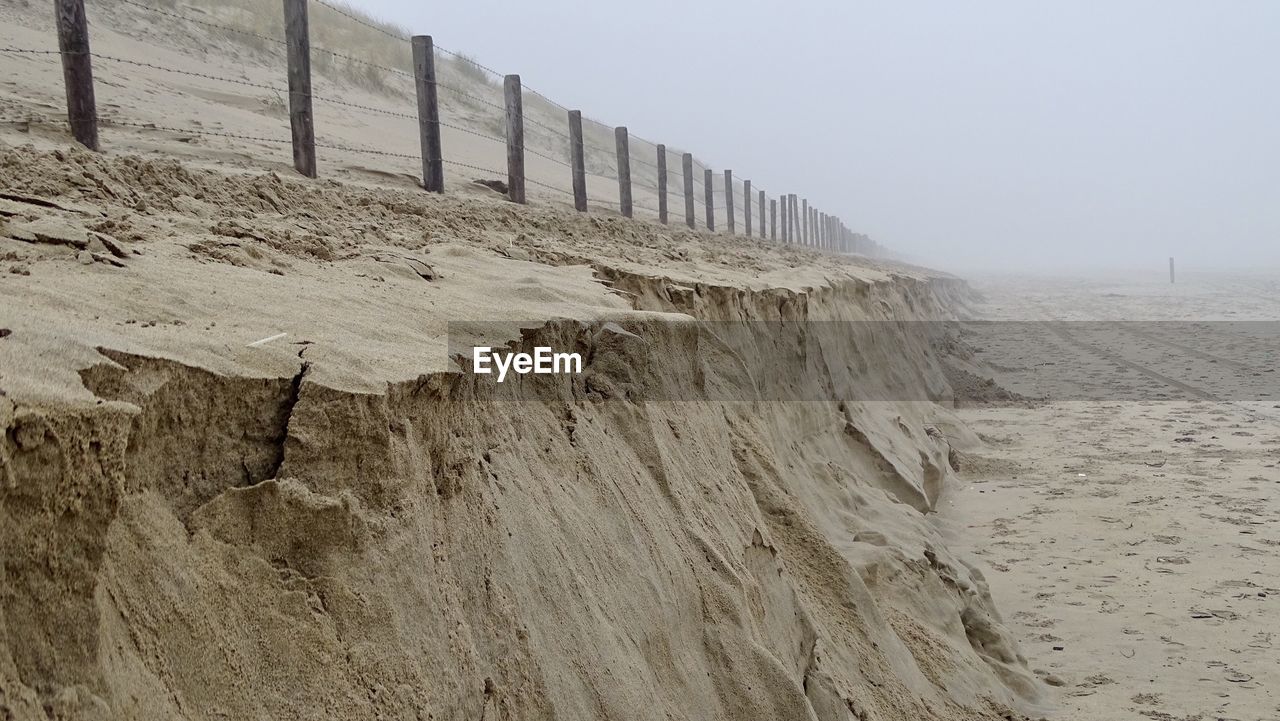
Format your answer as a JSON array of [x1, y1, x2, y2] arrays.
[[344, 0, 1278, 273]]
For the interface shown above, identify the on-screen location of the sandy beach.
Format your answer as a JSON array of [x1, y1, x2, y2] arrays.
[[3, 0, 1277, 719], [946, 272, 1280, 720]]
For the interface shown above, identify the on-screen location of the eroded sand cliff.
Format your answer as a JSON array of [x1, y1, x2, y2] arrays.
[[1, 144, 1040, 720]]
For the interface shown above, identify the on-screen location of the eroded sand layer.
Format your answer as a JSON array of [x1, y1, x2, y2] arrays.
[[0, 143, 1043, 721]]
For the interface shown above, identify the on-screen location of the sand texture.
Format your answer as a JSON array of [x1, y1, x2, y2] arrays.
[[1, 2, 1047, 717], [944, 274, 1280, 720], [0, 135, 1045, 721]]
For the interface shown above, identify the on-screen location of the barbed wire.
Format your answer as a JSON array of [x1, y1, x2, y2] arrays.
[[0, 48, 64, 56], [2, 12, 848, 245], [99, 117, 294, 145], [89, 51, 286, 91], [112, 0, 287, 50], [3, 117, 751, 235], [440, 158, 506, 178], [308, 0, 409, 41], [436, 82, 506, 113], [431, 43, 504, 82], [522, 114, 569, 139], [311, 44, 411, 78]]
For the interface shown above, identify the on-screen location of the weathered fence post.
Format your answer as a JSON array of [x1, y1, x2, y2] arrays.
[[743, 180, 752, 237], [503, 75, 525, 203], [758, 190, 765, 239], [682, 153, 695, 228], [770, 198, 777, 241], [54, 0, 97, 150], [283, 0, 316, 177], [801, 199, 809, 246], [704, 168, 715, 231], [780, 195, 789, 243], [801, 199, 808, 245], [568, 110, 587, 211], [724, 170, 735, 235], [657, 145, 668, 224], [615, 126, 632, 218], [783, 194, 793, 242], [411, 35, 443, 192]]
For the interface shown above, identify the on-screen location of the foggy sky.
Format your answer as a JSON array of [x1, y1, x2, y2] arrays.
[[350, 0, 1279, 273]]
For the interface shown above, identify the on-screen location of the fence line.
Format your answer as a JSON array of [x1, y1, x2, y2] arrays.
[[26, 0, 882, 255]]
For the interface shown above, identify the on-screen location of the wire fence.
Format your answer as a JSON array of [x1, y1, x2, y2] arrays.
[[1, 0, 882, 255]]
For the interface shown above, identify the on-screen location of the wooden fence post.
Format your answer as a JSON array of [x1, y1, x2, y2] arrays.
[[780, 194, 789, 243], [704, 168, 715, 231], [682, 153, 695, 228], [504, 75, 525, 203], [54, 0, 98, 150], [724, 170, 735, 235], [657, 145, 668, 224], [783, 194, 793, 242], [411, 35, 443, 192], [770, 198, 777, 241], [568, 110, 587, 211], [615, 126, 632, 218], [801, 199, 809, 246], [283, 0, 315, 178], [743, 180, 752, 237], [758, 190, 765, 238]]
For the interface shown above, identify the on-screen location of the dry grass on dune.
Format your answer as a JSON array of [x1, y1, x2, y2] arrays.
[[93, 0, 674, 187]]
